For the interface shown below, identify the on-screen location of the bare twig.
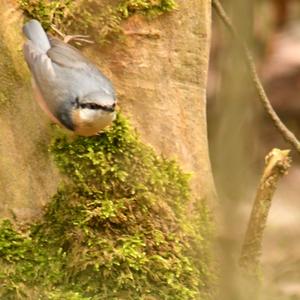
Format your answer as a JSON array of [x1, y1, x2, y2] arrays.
[[212, 0, 300, 154], [239, 148, 292, 274]]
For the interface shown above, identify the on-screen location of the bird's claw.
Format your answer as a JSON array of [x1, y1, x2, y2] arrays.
[[50, 25, 94, 45], [64, 35, 94, 45]]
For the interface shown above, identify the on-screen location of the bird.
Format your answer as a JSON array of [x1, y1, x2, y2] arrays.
[[22, 19, 116, 136]]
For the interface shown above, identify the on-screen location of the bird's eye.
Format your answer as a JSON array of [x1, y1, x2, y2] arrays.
[[74, 97, 80, 108], [90, 103, 98, 109]]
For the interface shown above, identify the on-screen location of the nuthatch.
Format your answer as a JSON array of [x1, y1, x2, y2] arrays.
[[23, 19, 116, 136]]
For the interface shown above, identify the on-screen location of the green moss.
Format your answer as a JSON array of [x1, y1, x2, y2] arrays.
[[0, 114, 214, 299], [19, 0, 74, 30], [19, 0, 177, 43], [47, 291, 91, 300], [117, 0, 177, 18]]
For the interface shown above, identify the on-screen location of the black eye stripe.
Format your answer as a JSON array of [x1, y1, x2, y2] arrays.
[[80, 103, 101, 110], [79, 102, 115, 111]]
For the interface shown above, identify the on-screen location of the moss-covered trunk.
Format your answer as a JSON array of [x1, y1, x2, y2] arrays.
[[0, 0, 215, 219], [0, 0, 216, 298]]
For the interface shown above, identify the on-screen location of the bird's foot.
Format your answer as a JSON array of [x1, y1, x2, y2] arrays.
[[63, 35, 94, 44], [50, 25, 94, 45]]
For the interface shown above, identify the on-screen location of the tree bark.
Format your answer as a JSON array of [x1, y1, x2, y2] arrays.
[[0, 1, 59, 220], [92, 0, 216, 205]]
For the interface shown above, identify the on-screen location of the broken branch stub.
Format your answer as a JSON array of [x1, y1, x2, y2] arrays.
[[240, 148, 292, 275]]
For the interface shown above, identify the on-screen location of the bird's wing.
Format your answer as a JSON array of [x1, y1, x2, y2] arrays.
[[23, 40, 56, 80], [23, 36, 92, 84], [22, 20, 55, 81], [47, 37, 115, 96], [47, 37, 91, 69], [23, 40, 66, 126]]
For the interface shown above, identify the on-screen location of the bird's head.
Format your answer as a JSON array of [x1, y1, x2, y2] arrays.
[[71, 91, 116, 136]]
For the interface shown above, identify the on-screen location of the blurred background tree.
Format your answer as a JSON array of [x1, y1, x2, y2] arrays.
[[209, 0, 300, 299]]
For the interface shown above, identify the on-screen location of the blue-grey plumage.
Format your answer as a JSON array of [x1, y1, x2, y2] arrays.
[[23, 19, 116, 136]]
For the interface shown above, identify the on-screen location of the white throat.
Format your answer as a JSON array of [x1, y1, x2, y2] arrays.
[[72, 109, 115, 136]]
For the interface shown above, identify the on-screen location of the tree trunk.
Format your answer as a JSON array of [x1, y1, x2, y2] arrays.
[[0, 0, 216, 219]]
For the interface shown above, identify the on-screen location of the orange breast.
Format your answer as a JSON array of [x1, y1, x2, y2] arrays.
[[32, 79, 62, 126]]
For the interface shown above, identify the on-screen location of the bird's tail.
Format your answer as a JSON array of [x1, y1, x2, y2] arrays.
[[23, 20, 51, 53]]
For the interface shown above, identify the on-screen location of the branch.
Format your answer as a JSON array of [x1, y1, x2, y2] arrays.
[[239, 148, 292, 274], [212, 0, 300, 154]]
